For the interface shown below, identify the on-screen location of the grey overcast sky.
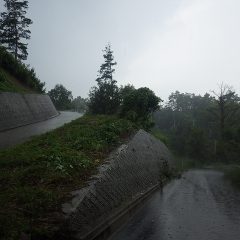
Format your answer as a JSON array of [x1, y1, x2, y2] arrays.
[[1, 0, 240, 100]]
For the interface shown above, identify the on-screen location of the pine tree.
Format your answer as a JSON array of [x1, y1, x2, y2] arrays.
[[89, 44, 120, 114], [0, 0, 32, 60]]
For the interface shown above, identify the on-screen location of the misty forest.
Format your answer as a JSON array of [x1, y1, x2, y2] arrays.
[[0, 0, 240, 240]]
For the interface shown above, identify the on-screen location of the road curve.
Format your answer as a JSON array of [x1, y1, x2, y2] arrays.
[[0, 111, 82, 149], [110, 169, 240, 240]]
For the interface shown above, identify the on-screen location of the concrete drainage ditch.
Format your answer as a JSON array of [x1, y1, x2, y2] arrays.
[[57, 130, 174, 240]]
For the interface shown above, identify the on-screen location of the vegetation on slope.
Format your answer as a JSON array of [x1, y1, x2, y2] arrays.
[[0, 67, 33, 93], [0, 115, 137, 239], [0, 46, 45, 93]]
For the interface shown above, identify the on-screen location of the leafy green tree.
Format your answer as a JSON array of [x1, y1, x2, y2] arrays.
[[121, 87, 161, 129], [0, 0, 32, 60], [48, 84, 73, 110], [88, 44, 120, 114], [167, 91, 193, 112], [119, 84, 135, 102], [166, 92, 215, 129]]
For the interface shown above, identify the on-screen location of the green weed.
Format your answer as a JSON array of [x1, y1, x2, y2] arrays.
[[0, 115, 137, 239]]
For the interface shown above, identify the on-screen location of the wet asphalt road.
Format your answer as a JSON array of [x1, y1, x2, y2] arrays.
[[0, 111, 82, 149], [110, 169, 240, 240]]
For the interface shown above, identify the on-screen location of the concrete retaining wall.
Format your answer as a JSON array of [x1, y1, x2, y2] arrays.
[[0, 92, 58, 131], [61, 130, 174, 240]]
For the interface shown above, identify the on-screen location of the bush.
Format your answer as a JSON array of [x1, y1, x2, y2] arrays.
[[120, 87, 161, 130]]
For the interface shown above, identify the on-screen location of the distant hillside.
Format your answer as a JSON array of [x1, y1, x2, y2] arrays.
[[0, 46, 45, 93]]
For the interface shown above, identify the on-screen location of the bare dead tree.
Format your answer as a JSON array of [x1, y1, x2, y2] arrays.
[[211, 83, 240, 139]]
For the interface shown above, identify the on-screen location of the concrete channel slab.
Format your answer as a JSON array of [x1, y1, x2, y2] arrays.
[[0, 92, 59, 131], [57, 130, 174, 240], [0, 111, 82, 149]]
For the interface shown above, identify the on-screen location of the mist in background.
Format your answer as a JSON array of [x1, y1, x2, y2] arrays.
[[1, 0, 240, 99]]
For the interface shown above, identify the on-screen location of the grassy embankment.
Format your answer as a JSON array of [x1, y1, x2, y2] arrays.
[[0, 67, 32, 93], [0, 115, 137, 239], [0, 46, 45, 93]]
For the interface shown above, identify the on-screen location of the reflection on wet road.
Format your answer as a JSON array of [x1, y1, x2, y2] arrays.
[[0, 111, 82, 149], [110, 169, 240, 240]]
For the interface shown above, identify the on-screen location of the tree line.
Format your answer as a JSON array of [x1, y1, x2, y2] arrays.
[[154, 86, 240, 162], [49, 44, 161, 130], [48, 84, 88, 113], [3, 0, 238, 164], [49, 42, 240, 165]]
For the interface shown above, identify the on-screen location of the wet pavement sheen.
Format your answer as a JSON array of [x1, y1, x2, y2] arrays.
[[110, 169, 240, 240], [0, 111, 82, 149]]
